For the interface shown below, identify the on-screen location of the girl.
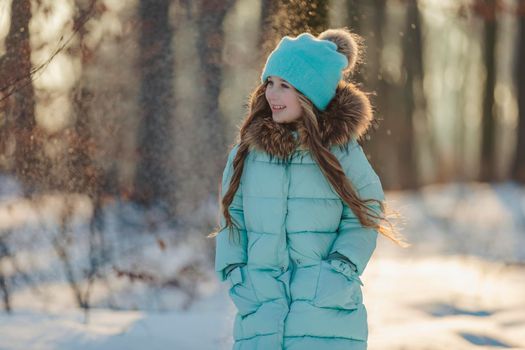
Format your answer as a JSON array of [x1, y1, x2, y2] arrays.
[[210, 28, 404, 350]]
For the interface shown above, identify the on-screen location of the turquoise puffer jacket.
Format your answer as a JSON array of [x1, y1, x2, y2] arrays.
[[215, 82, 385, 350]]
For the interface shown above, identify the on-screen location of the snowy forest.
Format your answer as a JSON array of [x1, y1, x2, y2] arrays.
[[0, 0, 524, 349]]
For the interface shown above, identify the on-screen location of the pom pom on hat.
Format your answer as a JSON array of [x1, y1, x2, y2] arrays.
[[317, 28, 360, 75]]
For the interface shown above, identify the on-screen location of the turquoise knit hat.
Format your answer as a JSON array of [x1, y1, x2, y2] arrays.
[[261, 31, 353, 111]]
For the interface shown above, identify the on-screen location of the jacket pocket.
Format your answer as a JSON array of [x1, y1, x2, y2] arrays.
[[312, 260, 363, 310], [227, 265, 261, 317]]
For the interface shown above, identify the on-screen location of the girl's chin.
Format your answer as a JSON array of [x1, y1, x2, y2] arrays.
[[272, 115, 289, 123]]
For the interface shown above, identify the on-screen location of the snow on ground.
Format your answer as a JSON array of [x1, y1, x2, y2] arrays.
[[0, 254, 523, 350], [0, 180, 524, 349], [367, 256, 525, 349]]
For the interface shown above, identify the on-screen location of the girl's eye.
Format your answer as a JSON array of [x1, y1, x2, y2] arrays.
[[266, 80, 288, 88]]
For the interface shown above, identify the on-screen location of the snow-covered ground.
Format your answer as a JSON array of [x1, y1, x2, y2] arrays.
[[0, 179, 524, 349]]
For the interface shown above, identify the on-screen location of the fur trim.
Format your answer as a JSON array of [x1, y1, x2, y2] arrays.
[[244, 80, 373, 161]]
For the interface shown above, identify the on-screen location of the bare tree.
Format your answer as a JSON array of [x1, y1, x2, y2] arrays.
[[134, 0, 176, 207], [476, 0, 498, 182], [259, 0, 330, 63], [512, 4, 525, 183], [65, 0, 113, 323], [345, 0, 365, 83], [364, 0, 404, 189], [67, 0, 100, 195], [0, 237, 12, 313], [52, 204, 89, 311], [0, 0, 39, 192], [194, 0, 237, 203], [400, 0, 425, 189], [259, 0, 281, 64]]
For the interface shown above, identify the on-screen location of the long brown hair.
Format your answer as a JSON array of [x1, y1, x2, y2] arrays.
[[208, 82, 408, 248]]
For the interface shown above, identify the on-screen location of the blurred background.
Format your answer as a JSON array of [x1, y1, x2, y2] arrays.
[[0, 0, 524, 349]]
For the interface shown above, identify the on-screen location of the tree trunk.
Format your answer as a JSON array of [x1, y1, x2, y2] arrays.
[[0, 0, 38, 193], [512, 9, 525, 183], [259, 0, 329, 62], [67, 1, 99, 195], [134, 0, 176, 206], [195, 0, 236, 204], [479, 1, 497, 182], [365, 0, 405, 190], [259, 0, 281, 63], [345, 0, 365, 85], [400, 0, 424, 189]]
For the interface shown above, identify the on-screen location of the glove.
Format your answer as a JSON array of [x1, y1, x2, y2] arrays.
[[327, 251, 357, 271], [327, 251, 360, 283]]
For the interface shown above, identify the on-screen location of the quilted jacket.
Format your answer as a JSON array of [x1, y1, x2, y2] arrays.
[[215, 81, 385, 350]]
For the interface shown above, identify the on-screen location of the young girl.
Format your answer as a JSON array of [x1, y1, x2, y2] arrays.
[[210, 28, 403, 350]]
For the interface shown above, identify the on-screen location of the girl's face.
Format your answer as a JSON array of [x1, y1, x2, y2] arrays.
[[264, 76, 302, 124]]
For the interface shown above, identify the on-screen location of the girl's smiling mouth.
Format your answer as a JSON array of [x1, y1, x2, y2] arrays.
[[271, 104, 287, 112]]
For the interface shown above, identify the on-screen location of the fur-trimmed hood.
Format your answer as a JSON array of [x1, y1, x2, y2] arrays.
[[243, 81, 374, 162]]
